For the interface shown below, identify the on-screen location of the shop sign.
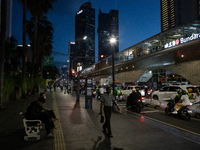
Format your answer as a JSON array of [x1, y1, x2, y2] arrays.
[[164, 33, 200, 49]]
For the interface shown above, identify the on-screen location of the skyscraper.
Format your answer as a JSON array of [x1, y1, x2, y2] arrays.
[[98, 9, 119, 60], [75, 2, 95, 70], [160, 0, 200, 32], [68, 41, 75, 73]]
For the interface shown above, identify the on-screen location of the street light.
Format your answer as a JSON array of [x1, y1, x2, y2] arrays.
[[110, 37, 116, 104]]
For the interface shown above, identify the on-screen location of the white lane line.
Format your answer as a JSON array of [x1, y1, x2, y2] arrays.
[[53, 92, 67, 150], [126, 109, 200, 137]]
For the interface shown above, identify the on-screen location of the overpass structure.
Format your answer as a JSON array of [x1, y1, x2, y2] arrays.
[[80, 20, 200, 85]]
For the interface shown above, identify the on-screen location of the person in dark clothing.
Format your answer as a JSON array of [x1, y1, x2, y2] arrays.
[[127, 88, 138, 109], [25, 97, 54, 138], [100, 87, 120, 138], [40, 92, 59, 121], [136, 87, 141, 100]]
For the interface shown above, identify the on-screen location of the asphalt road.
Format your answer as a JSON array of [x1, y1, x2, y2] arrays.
[[117, 101, 200, 136]]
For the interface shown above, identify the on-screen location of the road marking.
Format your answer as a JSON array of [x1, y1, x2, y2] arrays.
[[53, 92, 67, 150], [126, 109, 200, 137]]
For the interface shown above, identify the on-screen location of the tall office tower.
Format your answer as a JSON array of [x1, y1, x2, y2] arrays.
[[161, 0, 200, 32], [75, 2, 95, 70], [98, 9, 119, 60], [0, 0, 12, 39], [68, 41, 76, 73]]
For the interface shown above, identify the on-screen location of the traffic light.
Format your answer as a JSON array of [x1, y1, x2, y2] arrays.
[[71, 69, 75, 79], [71, 69, 75, 74], [173, 75, 175, 78], [100, 55, 104, 61]]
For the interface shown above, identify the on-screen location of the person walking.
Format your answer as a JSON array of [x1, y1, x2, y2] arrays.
[[99, 86, 120, 138]]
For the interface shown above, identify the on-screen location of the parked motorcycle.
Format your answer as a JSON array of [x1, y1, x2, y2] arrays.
[[165, 100, 192, 120]]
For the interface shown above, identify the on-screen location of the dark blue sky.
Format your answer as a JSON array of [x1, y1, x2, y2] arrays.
[[12, 0, 160, 64]]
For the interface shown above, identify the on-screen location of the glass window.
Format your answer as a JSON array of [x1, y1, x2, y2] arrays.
[[168, 87, 179, 92], [123, 87, 127, 90], [160, 87, 168, 91]]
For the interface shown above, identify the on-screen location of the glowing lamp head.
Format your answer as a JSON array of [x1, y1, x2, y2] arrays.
[[110, 38, 116, 44]]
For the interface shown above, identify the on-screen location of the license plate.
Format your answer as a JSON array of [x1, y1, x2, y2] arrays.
[[188, 111, 192, 113]]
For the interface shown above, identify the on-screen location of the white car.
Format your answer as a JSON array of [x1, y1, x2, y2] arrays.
[[121, 86, 145, 100], [151, 85, 199, 105]]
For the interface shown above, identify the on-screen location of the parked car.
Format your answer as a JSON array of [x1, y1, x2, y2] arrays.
[[151, 85, 199, 104]]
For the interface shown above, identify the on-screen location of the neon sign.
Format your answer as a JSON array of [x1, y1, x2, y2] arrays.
[[164, 33, 200, 49]]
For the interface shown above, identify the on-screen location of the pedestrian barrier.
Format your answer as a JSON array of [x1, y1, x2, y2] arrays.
[[19, 112, 43, 141]]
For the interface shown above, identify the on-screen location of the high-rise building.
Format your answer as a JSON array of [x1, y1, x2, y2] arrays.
[[98, 9, 119, 60], [160, 0, 200, 32], [68, 41, 76, 72], [75, 2, 95, 70]]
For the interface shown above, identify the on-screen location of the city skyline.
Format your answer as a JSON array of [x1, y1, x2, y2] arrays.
[[12, 0, 160, 64]]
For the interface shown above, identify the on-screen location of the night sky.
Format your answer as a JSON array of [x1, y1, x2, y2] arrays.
[[12, 0, 160, 66]]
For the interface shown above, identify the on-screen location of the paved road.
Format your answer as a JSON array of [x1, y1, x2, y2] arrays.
[[1, 91, 200, 150]]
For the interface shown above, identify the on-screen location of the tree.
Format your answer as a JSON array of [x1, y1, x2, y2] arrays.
[[18, 0, 27, 98], [26, 0, 57, 78], [0, 0, 7, 108], [26, 16, 54, 77]]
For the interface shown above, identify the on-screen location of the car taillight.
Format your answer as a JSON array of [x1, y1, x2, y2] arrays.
[[187, 106, 190, 108], [141, 97, 145, 100]]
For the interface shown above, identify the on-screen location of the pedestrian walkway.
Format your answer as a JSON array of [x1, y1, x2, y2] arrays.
[[0, 91, 200, 150]]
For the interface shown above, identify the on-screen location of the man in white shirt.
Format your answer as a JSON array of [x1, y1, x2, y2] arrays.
[[100, 87, 120, 138], [174, 90, 190, 111]]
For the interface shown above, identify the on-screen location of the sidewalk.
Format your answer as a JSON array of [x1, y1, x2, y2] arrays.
[[0, 91, 200, 150]]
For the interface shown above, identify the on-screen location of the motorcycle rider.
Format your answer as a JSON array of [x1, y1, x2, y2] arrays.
[[172, 89, 182, 103], [174, 90, 190, 111], [136, 87, 141, 100], [127, 88, 137, 109], [187, 88, 193, 100], [193, 88, 200, 103]]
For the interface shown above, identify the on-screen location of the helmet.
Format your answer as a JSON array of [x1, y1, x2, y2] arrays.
[[182, 90, 187, 95], [132, 88, 136, 92], [188, 88, 193, 93]]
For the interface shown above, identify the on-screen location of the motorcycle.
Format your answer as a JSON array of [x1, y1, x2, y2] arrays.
[[116, 94, 123, 102], [165, 100, 192, 120], [126, 98, 144, 113]]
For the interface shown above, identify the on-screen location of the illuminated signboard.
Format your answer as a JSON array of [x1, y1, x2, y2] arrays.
[[164, 33, 200, 49], [77, 10, 83, 15]]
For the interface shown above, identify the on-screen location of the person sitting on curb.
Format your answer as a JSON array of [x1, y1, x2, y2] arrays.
[[40, 92, 59, 122], [25, 97, 55, 139]]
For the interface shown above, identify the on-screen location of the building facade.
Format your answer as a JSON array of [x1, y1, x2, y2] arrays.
[[160, 0, 200, 32], [68, 41, 76, 72], [98, 9, 119, 60], [75, 2, 95, 70]]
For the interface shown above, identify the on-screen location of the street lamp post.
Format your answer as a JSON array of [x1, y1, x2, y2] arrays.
[[110, 38, 116, 109], [71, 56, 98, 103]]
